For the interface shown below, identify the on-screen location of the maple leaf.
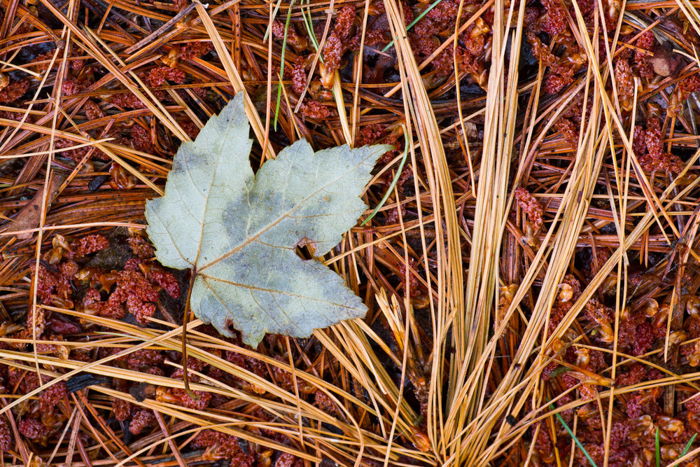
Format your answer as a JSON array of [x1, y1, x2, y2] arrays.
[[145, 93, 390, 346]]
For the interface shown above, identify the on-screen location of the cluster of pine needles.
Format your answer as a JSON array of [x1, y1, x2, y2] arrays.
[[1, 0, 700, 464]]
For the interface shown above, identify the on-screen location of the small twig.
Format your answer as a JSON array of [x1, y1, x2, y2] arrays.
[[153, 411, 187, 467], [180, 271, 197, 396], [124, 3, 198, 55]]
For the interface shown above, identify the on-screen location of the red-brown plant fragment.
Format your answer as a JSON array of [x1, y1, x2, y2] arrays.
[[39, 382, 67, 411], [290, 58, 307, 95], [18, 418, 46, 440], [275, 453, 304, 467], [0, 78, 29, 103], [72, 234, 109, 257], [61, 80, 82, 97], [541, 0, 568, 36], [614, 59, 634, 109], [0, 418, 12, 451], [176, 42, 214, 60], [334, 6, 356, 39], [193, 429, 255, 464], [109, 93, 147, 109], [321, 34, 343, 87], [112, 398, 133, 422], [35, 265, 72, 305], [128, 409, 155, 435], [128, 236, 155, 259], [636, 118, 685, 175], [148, 268, 180, 298], [301, 100, 331, 119], [146, 66, 186, 87], [514, 187, 544, 231]]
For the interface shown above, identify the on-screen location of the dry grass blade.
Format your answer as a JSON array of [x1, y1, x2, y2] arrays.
[[2, 0, 700, 463]]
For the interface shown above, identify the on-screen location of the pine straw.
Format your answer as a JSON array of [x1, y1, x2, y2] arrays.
[[1, 0, 700, 464]]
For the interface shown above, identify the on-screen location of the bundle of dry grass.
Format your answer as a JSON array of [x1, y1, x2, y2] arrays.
[[1, 0, 700, 464]]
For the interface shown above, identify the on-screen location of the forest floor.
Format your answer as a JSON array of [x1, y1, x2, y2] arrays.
[[1, 0, 700, 465]]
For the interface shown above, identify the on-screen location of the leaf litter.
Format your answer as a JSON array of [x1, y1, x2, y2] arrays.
[[2, 0, 700, 464]]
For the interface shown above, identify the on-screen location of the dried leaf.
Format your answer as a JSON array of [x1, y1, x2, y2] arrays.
[[9, 173, 65, 239], [146, 93, 389, 346]]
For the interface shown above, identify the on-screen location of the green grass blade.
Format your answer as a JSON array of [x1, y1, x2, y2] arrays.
[[549, 404, 598, 467], [682, 433, 697, 457], [301, 0, 321, 55], [273, 0, 296, 130], [361, 144, 407, 226], [382, 0, 446, 52], [263, 0, 285, 42], [655, 428, 661, 467]]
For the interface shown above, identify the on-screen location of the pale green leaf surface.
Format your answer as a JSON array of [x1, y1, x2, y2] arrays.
[[146, 93, 390, 346]]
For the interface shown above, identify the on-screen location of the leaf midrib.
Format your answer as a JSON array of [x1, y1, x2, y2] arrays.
[[199, 273, 364, 311], [193, 130, 229, 267], [197, 151, 373, 273]]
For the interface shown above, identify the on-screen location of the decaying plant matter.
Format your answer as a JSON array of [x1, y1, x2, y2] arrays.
[[1, 0, 700, 464]]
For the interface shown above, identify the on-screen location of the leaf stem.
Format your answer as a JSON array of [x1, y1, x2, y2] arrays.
[[180, 270, 197, 396]]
